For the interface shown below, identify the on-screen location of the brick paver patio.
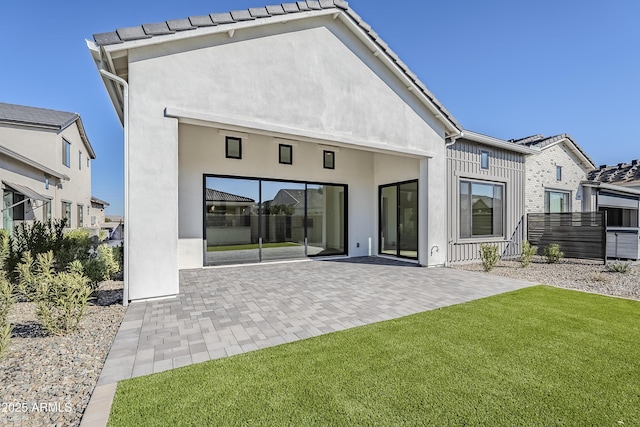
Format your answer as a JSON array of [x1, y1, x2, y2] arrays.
[[81, 257, 535, 426]]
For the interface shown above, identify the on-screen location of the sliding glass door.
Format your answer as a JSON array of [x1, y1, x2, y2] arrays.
[[204, 176, 347, 266], [379, 180, 418, 260]]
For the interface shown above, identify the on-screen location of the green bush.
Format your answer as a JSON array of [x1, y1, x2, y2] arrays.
[[4, 220, 66, 282], [606, 260, 632, 274], [480, 243, 500, 272], [0, 322, 10, 361], [83, 244, 120, 287], [16, 251, 93, 335], [57, 228, 93, 269], [520, 241, 537, 268], [544, 243, 564, 264]]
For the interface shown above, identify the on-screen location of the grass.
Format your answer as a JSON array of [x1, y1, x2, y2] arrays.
[[108, 286, 640, 426], [207, 242, 299, 252]]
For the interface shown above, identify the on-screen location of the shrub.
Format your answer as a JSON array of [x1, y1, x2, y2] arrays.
[[57, 228, 93, 269], [83, 244, 120, 288], [16, 251, 93, 335], [0, 229, 9, 268], [544, 243, 564, 264], [480, 243, 500, 272], [0, 322, 10, 360], [0, 270, 14, 361], [4, 220, 66, 282], [606, 260, 632, 274], [520, 240, 537, 268]]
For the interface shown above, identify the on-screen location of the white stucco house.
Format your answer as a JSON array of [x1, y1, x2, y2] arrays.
[[0, 102, 96, 232], [87, 0, 464, 302]]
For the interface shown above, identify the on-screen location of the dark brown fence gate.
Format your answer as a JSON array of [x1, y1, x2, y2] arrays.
[[527, 212, 606, 262]]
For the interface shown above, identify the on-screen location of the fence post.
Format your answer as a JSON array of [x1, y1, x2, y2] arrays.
[[602, 210, 607, 265]]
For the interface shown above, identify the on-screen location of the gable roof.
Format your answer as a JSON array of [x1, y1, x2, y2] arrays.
[[587, 160, 640, 185], [271, 188, 323, 209], [0, 102, 96, 159], [509, 133, 595, 170], [206, 188, 255, 203], [88, 1, 462, 136]]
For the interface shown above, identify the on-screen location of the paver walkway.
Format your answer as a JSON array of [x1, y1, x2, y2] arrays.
[[81, 257, 535, 426]]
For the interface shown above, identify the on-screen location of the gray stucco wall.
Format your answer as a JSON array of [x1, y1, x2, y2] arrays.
[[446, 139, 527, 263]]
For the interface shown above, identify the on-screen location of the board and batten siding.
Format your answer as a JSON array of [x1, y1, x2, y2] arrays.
[[447, 139, 527, 263]]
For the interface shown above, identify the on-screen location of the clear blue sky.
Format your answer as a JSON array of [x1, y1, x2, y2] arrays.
[[2, 0, 638, 215]]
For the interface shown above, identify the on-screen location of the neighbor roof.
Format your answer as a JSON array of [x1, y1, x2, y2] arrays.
[[89, 0, 462, 135], [509, 133, 595, 169], [587, 160, 640, 185], [0, 102, 97, 159], [206, 188, 255, 203]]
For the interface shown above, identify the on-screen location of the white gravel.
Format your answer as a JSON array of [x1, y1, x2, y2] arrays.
[[0, 281, 125, 427], [454, 257, 640, 300]]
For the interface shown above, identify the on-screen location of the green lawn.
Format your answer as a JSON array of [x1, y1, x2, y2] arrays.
[[207, 242, 299, 252], [108, 286, 640, 426]]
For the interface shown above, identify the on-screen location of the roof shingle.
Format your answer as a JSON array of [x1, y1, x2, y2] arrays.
[[0, 102, 79, 130]]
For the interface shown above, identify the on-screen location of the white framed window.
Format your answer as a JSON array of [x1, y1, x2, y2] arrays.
[[62, 139, 71, 167], [62, 201, 72, 227], [556, 165, 562, 181], [459, 180, 504, 239], [545, 190, 570, 213]]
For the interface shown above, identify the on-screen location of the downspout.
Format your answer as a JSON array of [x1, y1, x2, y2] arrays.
[[445, 131, 464, 148], [98, 69, 130, 307]]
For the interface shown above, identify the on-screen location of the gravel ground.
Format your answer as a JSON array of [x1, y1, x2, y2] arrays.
[[454, 257, 640, 300], [0, 281, 125, 427]]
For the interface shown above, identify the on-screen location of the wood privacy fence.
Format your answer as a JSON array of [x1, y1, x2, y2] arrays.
[[527, 212, 606, 262]]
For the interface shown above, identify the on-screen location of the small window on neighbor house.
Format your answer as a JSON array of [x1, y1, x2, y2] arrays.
[[87, 158, 90, 168], [79, 151, 82, 170], [481, 151, 490, 170], [62, 202, 72, 227], [77, 205, 84, 227], [323, 150, 335, 169], [45, 178, 49, 190], [279, 144, 292, 165], [556, 165, 562, 181], [225, 137, 242, 159], [44, 201, 51, 222], [62, 139, 71, 167]]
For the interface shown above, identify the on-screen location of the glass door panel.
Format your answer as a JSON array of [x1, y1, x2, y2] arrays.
[[398, 181, 418, 259], [380, 185, 398, 256], [306, 184, 346, 256], [204, 177, 260, 265], [260, 181, 306, 261]]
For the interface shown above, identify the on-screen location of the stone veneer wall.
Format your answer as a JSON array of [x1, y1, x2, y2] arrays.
[[525, 142, 587, 214]]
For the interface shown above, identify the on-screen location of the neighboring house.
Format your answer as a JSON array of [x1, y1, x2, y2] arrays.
[[510, 134, 596, 214], [583, 161, 640, 260], [89, 196, 109, 227], [446, 131, 537, 263], [0, 102, 96, 232], [88, 1, 463, 301]]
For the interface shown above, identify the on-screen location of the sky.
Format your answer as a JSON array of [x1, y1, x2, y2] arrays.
[[2, 0, 639, 215]]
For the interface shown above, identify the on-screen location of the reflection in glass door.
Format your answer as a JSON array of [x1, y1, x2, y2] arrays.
[[379, 180, 418, 260], [203, 176, 347, 266], [261, 181, 306, 261], [205, 177, 260, 265]]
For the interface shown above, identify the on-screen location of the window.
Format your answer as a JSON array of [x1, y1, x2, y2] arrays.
[[481, 151, 490, 170], [556, 165, 562, 181], [279, 144, 292, 165], [62, 202, 72, 227], [45, 178, 49, 190], [225, 137, 242, 159], [323, 150, 335, 169], [77, 204, 84, 227], [79, 151, 82, 170], [545, 190, 570, 213], [87, 158, 90, 168], [459, 180, 504, 238], [600, 207, 639, 227], [44, 201, 51, 222], [63, 139, 71, 167]]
